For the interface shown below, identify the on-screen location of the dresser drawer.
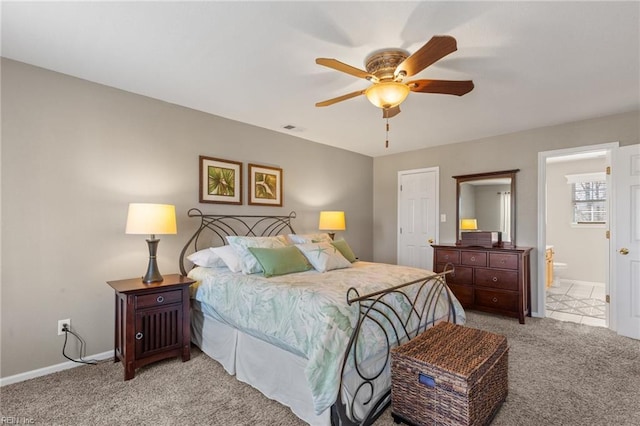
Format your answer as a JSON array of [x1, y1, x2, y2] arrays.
[[435, 249, 460, 264], [135, 290, 182, 309], [436, 264, 473, 285], [447, 283, 474, 307], [475, 268, 519, 291], [475, 289, 518, 312], [461, 251, 487, 267], [489, 253, 519, 270]]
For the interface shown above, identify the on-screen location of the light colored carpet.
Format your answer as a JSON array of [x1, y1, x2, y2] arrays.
[[1, 312, 638, 425]]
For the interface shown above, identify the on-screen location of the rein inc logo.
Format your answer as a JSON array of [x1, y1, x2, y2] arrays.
[[1, 418, 34, 424]]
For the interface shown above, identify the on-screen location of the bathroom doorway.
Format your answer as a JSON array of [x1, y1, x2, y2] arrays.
[[537, 143, 617, 327]]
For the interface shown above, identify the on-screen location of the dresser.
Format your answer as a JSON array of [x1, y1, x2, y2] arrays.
[[107, 274, 195, 380], [432, 244, 532, 324]]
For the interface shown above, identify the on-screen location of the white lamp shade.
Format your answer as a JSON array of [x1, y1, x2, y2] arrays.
[[318, 211, 346, 231], [125, 203, 177, 235]]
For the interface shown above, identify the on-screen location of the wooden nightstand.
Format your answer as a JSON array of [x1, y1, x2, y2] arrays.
[[106, 274, 195, 380]]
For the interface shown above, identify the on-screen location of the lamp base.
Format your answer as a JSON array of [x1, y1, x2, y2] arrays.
[[142, 238, 163, 284]]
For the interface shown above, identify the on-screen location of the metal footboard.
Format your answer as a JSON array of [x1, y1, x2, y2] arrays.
[[330, 266, 457, 426]]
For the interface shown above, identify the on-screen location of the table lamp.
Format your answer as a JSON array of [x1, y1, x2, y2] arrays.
[[319, 211, 346, 240], [460, 218, 478, 231], [126, 203, 177, 283]]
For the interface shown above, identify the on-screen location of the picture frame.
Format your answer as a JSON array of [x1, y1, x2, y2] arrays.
[[248, 163, 283, 207], [199, 155, 242, 205]]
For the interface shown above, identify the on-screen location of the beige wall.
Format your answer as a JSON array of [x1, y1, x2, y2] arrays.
[[373, 110, 639, 314], [0, 59, 373, 378]]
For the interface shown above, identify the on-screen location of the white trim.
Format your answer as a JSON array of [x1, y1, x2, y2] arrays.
[[536, 142, 618, 323], [397, 167, 440, 266], [0, 350, 113, 387]]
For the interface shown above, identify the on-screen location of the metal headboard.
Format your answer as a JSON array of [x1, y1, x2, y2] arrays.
[[179, 208, 296, 275]]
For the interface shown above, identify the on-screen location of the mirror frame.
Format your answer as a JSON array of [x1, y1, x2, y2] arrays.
[[453, 169, 520, 247]]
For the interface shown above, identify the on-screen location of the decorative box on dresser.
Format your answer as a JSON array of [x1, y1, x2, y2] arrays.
[[432, 244, 533, 324], [106, 274, 195, 380]]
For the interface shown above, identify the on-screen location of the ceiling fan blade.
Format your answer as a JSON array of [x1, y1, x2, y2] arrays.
[[396, 36, 458, 78], [408, 79, 474, 96], [315, 89, 366, 107], [316, 58, 376, 81], [383, 106, 401, 118]]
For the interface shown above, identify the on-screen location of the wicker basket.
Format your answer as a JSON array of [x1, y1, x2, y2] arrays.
[[391, 322, 508, 426]]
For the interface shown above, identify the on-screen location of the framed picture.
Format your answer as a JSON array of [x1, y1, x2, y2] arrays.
[[199, 156, 242, 205], [248, 163, 283, 207]]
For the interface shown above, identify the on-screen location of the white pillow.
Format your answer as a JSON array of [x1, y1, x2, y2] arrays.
[[226, 235, 289, 274], [187, 248, 226, 268], [210, 245, 242, 273], [296, 242, 352, 273], [287, 233, 332, 244]]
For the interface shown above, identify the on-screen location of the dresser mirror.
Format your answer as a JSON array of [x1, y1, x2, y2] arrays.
[[453, 169, 519, 247]]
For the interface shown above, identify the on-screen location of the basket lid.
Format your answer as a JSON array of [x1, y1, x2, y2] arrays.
[[392, 322, 508, 379]]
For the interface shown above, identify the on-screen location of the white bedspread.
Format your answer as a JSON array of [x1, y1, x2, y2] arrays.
[[188, 261, 465, 414]]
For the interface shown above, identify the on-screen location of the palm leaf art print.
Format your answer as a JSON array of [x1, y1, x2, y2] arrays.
[[208, 166, 235, 197], [254, 172, 276, 199]]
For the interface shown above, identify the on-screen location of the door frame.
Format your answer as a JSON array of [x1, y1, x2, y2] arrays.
[[397, 167, 440, 267], [536, 141, 618, 323]]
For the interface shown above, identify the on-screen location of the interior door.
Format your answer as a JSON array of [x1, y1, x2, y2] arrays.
[[615, 144, 640, 340], [397, 167, 439, 270]]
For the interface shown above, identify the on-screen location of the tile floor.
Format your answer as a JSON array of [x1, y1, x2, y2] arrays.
[[546, 279, 607, 327]]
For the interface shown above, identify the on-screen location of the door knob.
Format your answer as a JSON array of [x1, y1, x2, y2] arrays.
[[428, 238, 434, 244], [619, 248, 630, 255]]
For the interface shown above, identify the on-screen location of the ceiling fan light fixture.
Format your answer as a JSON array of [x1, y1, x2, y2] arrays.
[[365, 81, 410, 109]]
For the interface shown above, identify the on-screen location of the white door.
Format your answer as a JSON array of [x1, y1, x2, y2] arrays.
[[615, 144, 640, 339], [397, 167, 439, 270]]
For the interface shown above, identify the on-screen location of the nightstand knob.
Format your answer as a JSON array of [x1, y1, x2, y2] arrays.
[[135, 332, 143, 340], [470, 256, 476, 262], [157, 296, 165, 303], [492, 277, 498, 282], [492, 297, 498, 303]]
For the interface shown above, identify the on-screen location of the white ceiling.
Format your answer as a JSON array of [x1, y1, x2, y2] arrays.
[[2, 1, 639, 157]]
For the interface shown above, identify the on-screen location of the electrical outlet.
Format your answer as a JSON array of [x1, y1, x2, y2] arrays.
[[57, 318, 71, 336]]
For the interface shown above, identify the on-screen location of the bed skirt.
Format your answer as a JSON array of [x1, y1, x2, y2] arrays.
[[191, 302, 332, 425], [191, 301, 393, 425]]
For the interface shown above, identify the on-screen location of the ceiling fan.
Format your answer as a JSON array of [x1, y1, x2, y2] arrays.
[[315, 35, 474, 118]]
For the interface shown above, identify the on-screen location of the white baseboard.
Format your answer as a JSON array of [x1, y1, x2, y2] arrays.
[[0, 350, 113, 387]]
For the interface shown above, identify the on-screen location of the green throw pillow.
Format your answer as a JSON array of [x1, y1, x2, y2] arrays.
[[331, 239, 357, 263], [248, 246, 312, 278]]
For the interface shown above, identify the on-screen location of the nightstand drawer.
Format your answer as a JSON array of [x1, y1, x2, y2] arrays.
[[475, 268, 518, 291], [135, 289, 182, 308]]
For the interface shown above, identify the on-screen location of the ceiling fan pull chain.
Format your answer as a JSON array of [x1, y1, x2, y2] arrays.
[[385, 118, 389, 148]]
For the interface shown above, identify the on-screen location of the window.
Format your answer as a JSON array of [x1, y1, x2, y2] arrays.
[[566, 172, 607, 224]]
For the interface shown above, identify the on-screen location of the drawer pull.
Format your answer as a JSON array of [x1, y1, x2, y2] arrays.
[[157, 296, 165, 303], [492, 297, 498, 303], [492, 277, 498, 282], [470, 256, 476, 262], [135, 332, 143, 340]]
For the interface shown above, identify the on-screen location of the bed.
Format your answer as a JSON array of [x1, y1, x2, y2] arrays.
[[179, 209, 465, 426]]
